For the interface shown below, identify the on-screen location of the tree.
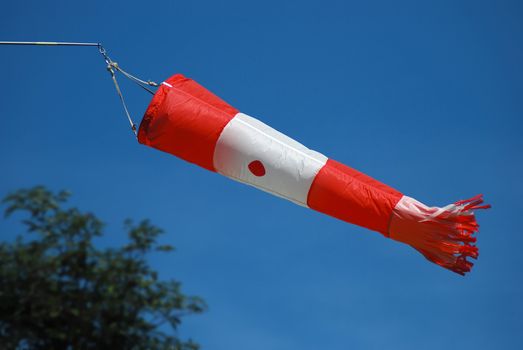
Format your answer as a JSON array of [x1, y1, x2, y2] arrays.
[[0, 187, 206, 350]]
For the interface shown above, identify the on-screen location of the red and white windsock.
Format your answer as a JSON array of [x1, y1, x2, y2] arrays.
[[138, 74, 489, 275]]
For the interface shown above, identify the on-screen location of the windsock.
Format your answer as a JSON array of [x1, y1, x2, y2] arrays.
[[138, 74, 489, 275]]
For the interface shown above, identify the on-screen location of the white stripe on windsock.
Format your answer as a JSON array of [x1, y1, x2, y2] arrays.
[[213, 113, 328, 206]]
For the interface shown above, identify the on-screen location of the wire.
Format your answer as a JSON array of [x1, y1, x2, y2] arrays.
[[107, 64, 137, 136], [96, 44, 159, 135], [0, 41, 100, 46], [115, 66, 157, 95], [0, 40, 158, 137]]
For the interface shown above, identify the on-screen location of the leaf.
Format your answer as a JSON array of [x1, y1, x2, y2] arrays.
[[0, 186, 206, 349]]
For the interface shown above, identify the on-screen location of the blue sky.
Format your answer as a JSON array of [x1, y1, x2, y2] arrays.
[[1, 0, 522, 349]]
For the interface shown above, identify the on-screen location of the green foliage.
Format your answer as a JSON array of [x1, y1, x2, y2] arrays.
[[0, 187, 206, 350]]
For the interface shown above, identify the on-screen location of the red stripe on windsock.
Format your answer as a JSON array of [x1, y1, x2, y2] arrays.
[[307, 159, 403, 235], [138, 74, 238, 171]]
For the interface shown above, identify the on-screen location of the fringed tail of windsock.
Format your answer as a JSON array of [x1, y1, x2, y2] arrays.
[[388, 194, 490, 275]]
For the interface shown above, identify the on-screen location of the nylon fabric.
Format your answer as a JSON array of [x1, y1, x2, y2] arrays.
[[138, 74, 238, 171], [307, 159, 402, 235], [213, 113, 328, 207], [136, 73, 488, 275], [138, 74, 402, 233]]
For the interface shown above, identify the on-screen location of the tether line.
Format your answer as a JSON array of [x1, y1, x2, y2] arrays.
[[0, 40, 158, 137]]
